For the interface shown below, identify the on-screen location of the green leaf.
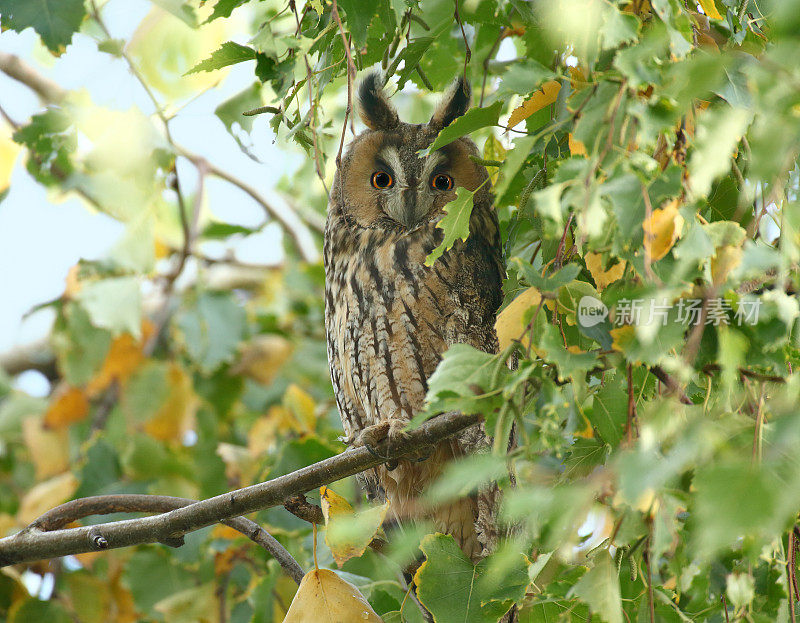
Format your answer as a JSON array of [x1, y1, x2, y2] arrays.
[[422, 344, 510, 421], [0, 0, 86, 55], [52, 303, 112, 387], [77, 277, 142, 338], [587, 379, 628, 447], [175, 292, 247, 373], [214, 81, 263, 153], [185, 41, 256, 75], [426, 101, 504, 153], [510, 258, 581, 292], [600, 7, 640, 49], [687, 106, 750, 198], [425, 185, 481, 266], [415, 534, 527, 623], [337, 0, 380, 47], [568, 552, 623, 623]]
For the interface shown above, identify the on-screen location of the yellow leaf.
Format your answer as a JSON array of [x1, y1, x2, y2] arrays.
[[22, 416, 70, 479], [43, 384, 89, 429], [284, 384, 316, 433], [610, 325, 636, 352], [320, 486, 389, 568], [87, 321, 154, 396], [643, 200, 684, 261], [482, 134, 506, 185], [64, 264, 82, 298], [507, 80, 561, 129], [568, 133, 587, 157], [495, 287, 543, 351], [584, 253, 626, 292], [711, 245, 742, 286], [282, 568, 383, 623], [144, 363, 198, 441], [0, 122, 20, 194], [231, 334, 294, 386], [18, 472, 78, 525], [568, 65, 589, 90], [698, 0, 723, 19]]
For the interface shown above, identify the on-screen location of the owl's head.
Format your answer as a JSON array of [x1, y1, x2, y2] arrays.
[[332, 72, 490, 231]]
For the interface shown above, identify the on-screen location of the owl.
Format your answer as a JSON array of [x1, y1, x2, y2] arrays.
[[323, 72, 505, 564]]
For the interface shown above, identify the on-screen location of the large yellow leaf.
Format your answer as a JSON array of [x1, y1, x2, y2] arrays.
[[698, 0, 723, 19], [507, 80, 561, 129], [643, 200, 684, 261], [0, 122, 20, 194], [320, 487, 389, 568], [144, 363, 198, 441], [585, 253, 626, 292], [495, 287, 543, 351], [284, 384, 316, 434], [22, 416, 70, 479], [282, 568, 383, 623], [18, 472, 78, 525]]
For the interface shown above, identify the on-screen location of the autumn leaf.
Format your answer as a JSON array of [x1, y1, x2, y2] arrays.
[[507, 80, 561, 129], [495, 287, 543, 351], [584, 253, 626, 291], [23, 416, 70, 478], [283, 384, 316, 434], [643, 200, 684, 261], [282, 568, 382, 623], [697, 0, 723, 19], [711, 245, 742, 286], [0, 122, 21, 194], [569, 133, 588, 157], [18, 472, 79, 525], [43, 384, 89, 428], [230, 334, 293, 386], [144, 363, 198, 441], [320, 486, 389, 568], [87, 321, 154, 396]]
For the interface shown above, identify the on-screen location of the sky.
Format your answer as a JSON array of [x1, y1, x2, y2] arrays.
[[0, 0, 299, 358]]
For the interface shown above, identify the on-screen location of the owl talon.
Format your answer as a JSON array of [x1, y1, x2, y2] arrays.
[[364, 442, 390, 461]]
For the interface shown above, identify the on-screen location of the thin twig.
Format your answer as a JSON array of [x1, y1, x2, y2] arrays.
[[27, 494, 304, 584], [453, 0, 471, 80], [331, 0, 356, 171]]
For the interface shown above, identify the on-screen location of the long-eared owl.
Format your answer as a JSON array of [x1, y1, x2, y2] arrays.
[[323, 72, 504, 562]]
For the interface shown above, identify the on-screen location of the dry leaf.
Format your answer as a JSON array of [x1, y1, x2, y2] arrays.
[[320, 486, 388, 568], [711, 245, 742, 286], [144, 363, 198, 441], [643, 200, 684, 261], [18, 472, 79, 525], [697, 0, 723, 19], [585, 253, 626, 292], [231, 334, 294, 386], [43, 384, 89, 429], [569, 133, 587, 157], [495, 287, 543, 351], [282, 568, 383, 623], [507, 80, 561, 129], [610, 325, 636, 352], [22, 416, 70, 479], [284, 384, 316, 434]]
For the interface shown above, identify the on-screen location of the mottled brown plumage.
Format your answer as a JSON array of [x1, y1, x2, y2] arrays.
[[324, 73, 504, 563]]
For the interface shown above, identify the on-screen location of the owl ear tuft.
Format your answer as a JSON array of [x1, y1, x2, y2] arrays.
[[428, 76, 471, 132], [358, 72, 400, 131]]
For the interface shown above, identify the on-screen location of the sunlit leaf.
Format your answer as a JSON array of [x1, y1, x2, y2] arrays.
[[320, 486, 389, 568], [507, 80, 561, 129], [643, 199, 684, 261], [282, 568, 383, 623]]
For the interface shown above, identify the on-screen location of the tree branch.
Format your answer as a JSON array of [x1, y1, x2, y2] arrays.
[[0, 52, 66, 103], [28, 494, 304, 585], [0, 411, 479, 567]]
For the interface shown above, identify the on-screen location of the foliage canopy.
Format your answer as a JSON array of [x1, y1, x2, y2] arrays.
[[1, 0, 800, 621]]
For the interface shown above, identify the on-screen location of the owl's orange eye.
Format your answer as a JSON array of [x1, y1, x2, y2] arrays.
[[371, 171, 393, 189], [431, 173, 453, 191]]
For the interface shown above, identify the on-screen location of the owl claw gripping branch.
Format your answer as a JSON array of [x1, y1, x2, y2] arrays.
[[323, 71, 508, 565]]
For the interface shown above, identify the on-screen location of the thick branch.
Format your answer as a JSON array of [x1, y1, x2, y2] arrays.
[[31, 494, 304, 584], [0, 411, 477, 567]]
